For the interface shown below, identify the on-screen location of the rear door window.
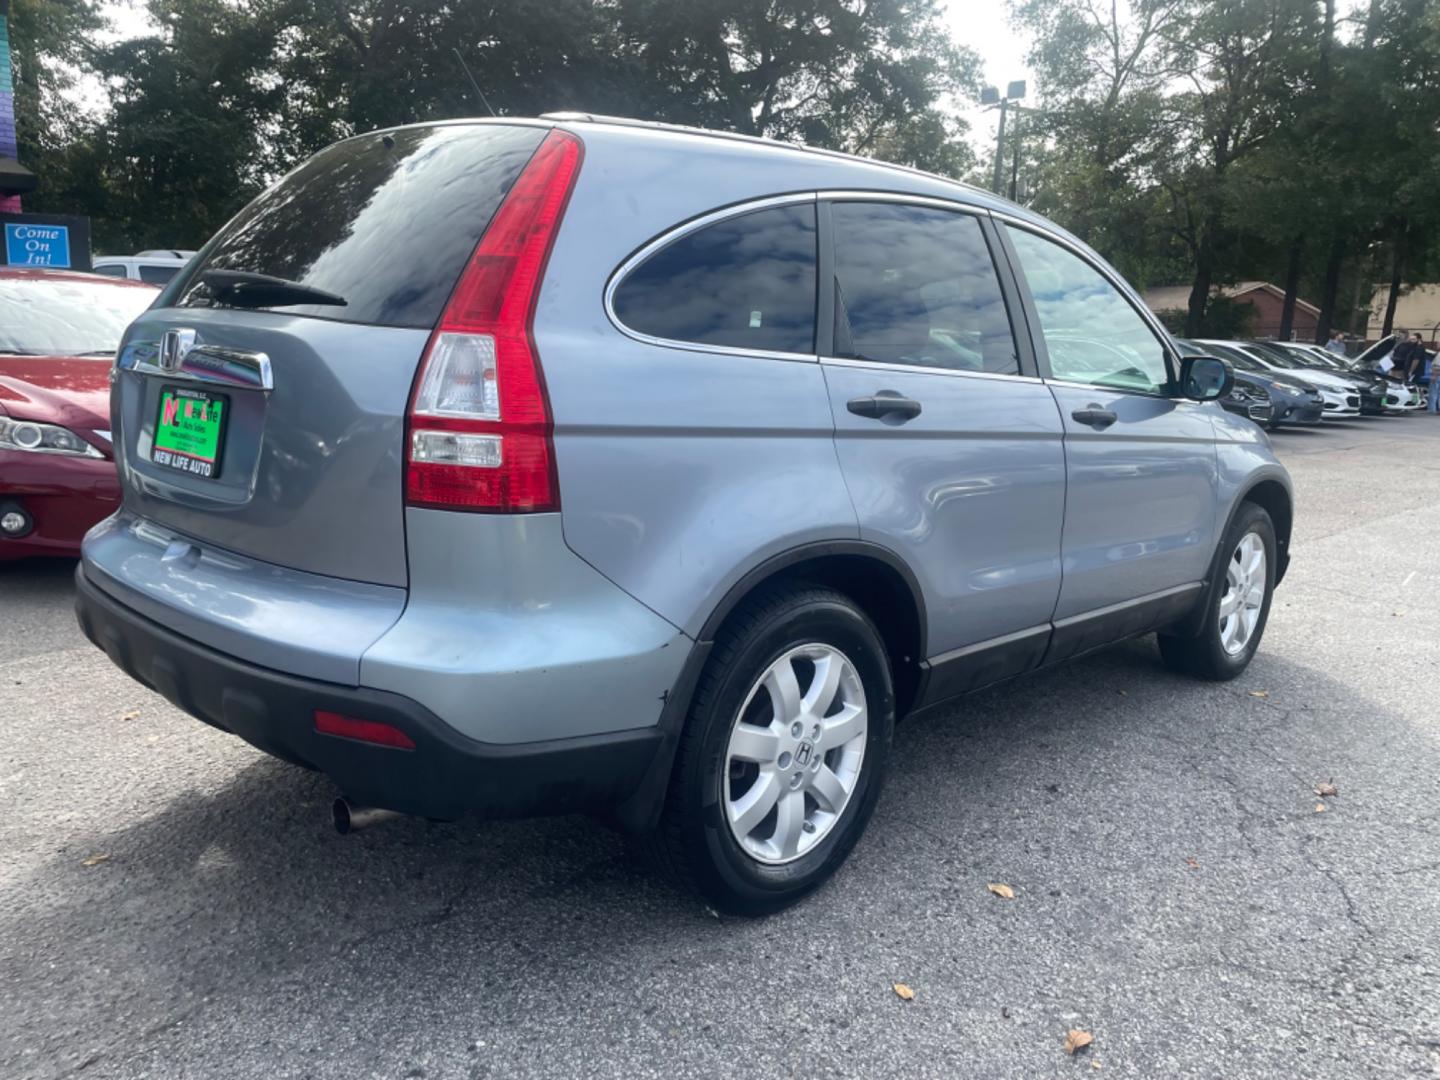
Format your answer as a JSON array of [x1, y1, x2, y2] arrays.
[[170, 123, 546, 328], [830, 201, 1019, 374], [611, 202, 817, 355]]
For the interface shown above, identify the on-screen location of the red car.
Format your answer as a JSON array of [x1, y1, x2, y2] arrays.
[[0, 269, 158, 560]]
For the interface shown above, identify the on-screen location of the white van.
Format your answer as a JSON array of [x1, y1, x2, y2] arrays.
[[91, 250, 197, 285]]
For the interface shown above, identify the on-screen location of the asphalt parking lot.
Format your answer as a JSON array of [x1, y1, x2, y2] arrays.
[[3, 414, 1439, 1080]]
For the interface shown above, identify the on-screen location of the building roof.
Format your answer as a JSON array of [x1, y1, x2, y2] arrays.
[[1142, 281, 1320, 316]]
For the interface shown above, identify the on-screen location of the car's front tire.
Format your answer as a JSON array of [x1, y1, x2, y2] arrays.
[[656, 584, 894, 916], [1158, 502, 1277, 680]]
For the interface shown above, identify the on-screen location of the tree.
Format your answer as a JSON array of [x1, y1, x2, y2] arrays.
[[615, 0, 980, 171], [9, 0, 105, 216], [35, 0, 984, 250], [1011, 0, 1186, 268], [90, 0, 289, 248]]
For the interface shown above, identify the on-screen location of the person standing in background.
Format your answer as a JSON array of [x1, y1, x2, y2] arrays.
[[1391, 332, 1416, 381], [1406, 333, 1428, 383], [1326, 330, 1347, 356]]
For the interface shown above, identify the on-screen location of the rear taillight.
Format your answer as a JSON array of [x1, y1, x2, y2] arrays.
[[405, 129, 583, 512]]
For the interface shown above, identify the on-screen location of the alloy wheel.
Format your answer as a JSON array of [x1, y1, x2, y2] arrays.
[[1218, 532, 1266, 655], [722, 643, 868, 865]]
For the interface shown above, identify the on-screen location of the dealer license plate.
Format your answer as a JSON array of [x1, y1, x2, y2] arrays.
[[152, 386, 228, 479]]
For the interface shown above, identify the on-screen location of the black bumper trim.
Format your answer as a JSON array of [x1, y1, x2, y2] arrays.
[[74, 566, 664, 821]]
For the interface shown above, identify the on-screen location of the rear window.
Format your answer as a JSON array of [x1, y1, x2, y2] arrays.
[[611, 203, 818, 355], [138, 264, 180, 284], [171, 124, 546, 328]]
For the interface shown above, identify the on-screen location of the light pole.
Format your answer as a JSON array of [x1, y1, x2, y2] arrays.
[[981, 80, 1027, 197]]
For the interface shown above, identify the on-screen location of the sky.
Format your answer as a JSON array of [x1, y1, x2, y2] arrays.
[[944, 0, 1035, 160]]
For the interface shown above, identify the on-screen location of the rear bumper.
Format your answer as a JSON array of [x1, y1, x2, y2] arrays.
[[74, 564, 665, 821]]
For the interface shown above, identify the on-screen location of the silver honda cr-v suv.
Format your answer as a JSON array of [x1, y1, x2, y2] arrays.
[[77, 114, 1293, 915]]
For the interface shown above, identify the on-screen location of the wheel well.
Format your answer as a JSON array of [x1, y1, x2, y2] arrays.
[[1242, 480, 1292, 582], [708, 552, 926, 718]]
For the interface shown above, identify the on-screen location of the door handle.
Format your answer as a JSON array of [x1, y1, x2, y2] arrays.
[[1071, 404, 1118, 429], [847, 391, 922, 421]]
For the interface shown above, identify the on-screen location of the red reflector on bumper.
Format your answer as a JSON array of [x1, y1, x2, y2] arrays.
[[314, 710, 416, 750]]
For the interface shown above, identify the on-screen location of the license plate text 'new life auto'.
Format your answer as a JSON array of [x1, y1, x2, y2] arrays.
[[152, 386, 228, 479]]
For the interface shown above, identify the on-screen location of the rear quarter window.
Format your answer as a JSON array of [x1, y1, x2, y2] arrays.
[[170, 123, 546, 329], [611, 202, 818, 355]]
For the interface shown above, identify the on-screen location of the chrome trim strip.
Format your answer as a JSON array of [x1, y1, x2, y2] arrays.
[[118, 339, 274, 391], [1050, 582, 1204, 630], [818, 189, 988, 216], [604, 192, 821, 363], [923, 623, 1051, 667], [820, 355, 1043, 385]]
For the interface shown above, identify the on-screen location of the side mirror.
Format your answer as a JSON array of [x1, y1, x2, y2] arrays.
[[1180, 355, 1233, 402]]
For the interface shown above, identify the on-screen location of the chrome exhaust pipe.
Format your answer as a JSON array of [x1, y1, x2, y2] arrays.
[[331, 797, 401, 834]]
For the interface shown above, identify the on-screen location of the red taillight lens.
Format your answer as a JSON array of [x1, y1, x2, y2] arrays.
[[405, 129, 583, 512], [314, 710, 417, 750]]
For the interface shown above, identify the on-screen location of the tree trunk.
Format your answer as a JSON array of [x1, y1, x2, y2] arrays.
[[1184, 243, 1213, 338], [1382, 223, 1407, 336], [1278, 238, 1303, 339], [1315, 234, 1346, 344]]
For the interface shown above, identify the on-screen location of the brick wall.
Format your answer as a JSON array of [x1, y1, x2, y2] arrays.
[[1240, 289, 1319, 342]]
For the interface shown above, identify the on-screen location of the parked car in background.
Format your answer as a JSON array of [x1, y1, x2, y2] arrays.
[[75, 115, 1293, 914], [91, 250, 197, 285], [1218, 376, 1274, 426], [1256, 340, 1388, 415], [1181, 339, 1323, 430], [0, 269, 158, 559], [1206, 340, 1359, 417], [1350, 334, 1430, 410]]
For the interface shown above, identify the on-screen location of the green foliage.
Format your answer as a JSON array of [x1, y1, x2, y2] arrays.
[[1015, 0, 1440, 341], [12, 0, 981, 250]]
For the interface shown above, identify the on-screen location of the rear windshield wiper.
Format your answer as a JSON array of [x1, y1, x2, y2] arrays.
[[200, 269, 347, 309]]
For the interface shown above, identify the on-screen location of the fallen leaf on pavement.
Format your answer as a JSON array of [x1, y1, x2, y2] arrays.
[[1315, 782, 1338, 798], [1064, 1029, 1094, 1055], [987, 883, 1015, 899], [1091, 1060, 1103, 1070], [893, 983, 915, 1001], [82, 854, 110, 867], [1315, 803, 1327, 813], [1248, 690, 1269, 698], [1184, 857, 1200, 870]]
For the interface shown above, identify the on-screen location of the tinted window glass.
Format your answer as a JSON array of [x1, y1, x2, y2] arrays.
[[1202, 342, 1264, 372], [832, 203, 1017, 374], [612, 203, 817, 354], [138, 264, 179, 284], [1007, 226, 1169, 393], [0, 277, 156, 354], [91, 264, 126, 278], [173, 124, 545, 328]]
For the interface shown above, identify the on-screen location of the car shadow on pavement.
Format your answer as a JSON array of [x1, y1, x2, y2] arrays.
[[9, 633, 1440, 1078]]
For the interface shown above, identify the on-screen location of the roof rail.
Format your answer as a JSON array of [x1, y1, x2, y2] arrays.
[[540, 112, 993, 203]]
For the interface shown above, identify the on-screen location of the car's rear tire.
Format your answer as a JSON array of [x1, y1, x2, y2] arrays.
[[1158, 502, 1276, 681], [655, 583, 894, 916]]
